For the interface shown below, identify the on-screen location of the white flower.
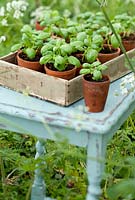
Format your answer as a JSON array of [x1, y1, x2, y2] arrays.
[[10, 0, 28, 19], [0, 36, 6, 43], [1, 19, 8, 26], [11, 0, 28, 11], [6, 2, 12, 12], [20, 5, 27, 11], [0, 6, 5, 16], [11, 1, 19, 9], [13, 10, 23, 19]]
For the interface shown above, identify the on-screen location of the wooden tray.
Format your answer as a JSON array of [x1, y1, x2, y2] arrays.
[[0, 50, 134, 106]]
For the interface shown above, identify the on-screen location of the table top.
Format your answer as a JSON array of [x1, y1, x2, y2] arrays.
[[0, 73, 135, 135]]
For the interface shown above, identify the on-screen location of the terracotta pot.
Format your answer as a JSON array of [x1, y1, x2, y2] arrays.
[[35, 21, 45, 31], [122, 39, 135, 51], [98, 45, 120, 63], [17, 51, 43, 72], [44, 65, 76, 80], [83, 74, 110, 112]]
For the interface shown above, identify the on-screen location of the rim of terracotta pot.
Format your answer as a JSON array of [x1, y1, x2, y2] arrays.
[[17, 51, 40, 64], [44, 65, 77, 80], [83, 74, 110, 84], [17, 51, 43, 71], [99, 44, 121, 56]]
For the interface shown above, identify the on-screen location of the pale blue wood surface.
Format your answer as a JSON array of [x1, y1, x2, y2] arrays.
[[0, 73, 135, 200]]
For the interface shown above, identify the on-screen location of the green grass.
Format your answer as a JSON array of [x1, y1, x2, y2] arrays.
[[0, 110, 135, 200]]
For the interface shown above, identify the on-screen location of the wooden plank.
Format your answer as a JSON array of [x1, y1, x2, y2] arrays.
[[0, 50, 135, 106], [65, 75, 83, 106], [0, 57, 67, 106], [104, 49, 135, 81]]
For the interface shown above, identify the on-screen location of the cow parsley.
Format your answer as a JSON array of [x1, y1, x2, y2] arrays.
[[0, 0, 28, 44]]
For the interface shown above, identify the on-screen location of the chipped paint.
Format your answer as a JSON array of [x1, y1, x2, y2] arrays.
[[0, 123, 7, 128]]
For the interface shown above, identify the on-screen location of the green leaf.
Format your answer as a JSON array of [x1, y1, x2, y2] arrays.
[[25, 48, 36, 60], [38, 32, 50, 40], [98, 26, 109, 35], [82, 63, 91, 68], [35, 40, 43, 48], [107, 179, 135, 200], [68, 56, 81, 67], [40, 54, 52, 64], [99, 64, 108, 71], [84, 39, 89, 46], [21, 25, 32, 33], [60, 44, 72, 55], [41, 44, 54, 55], [53, 46, 59, 53], [92, 34, 103, 46], [54, 63, 66, 71], [85, 49, 98, 63], [67, 27, 77, 34], [55, 55, 66, 65], [70, 41, 84, 51], [52, 26, 60, 35], [93, 70, 102, 81], [11, 44, 22, 52], [60, 28, 68, 38], [91, 61, 101, 67], [80, 68, 90, 75], [112, 22, 123, 33], [110, 34, 121, 48], [22, 33, 29, 41], [77, 32, 87, 42]]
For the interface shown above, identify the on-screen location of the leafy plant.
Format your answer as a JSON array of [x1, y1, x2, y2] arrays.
[[96, 0, 135, 73], [76, 11, 106, 31], [97, 25, 121, 49], [40, 38, 81, 71], [80, 60, 108, 81], [70, 32, 103, 63], [112, 13, 135, 37], [11, 25, 51, 60]]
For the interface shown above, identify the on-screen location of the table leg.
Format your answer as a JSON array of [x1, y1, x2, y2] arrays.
[[86, 134, 107, 200], [31, 139, 46, 200]]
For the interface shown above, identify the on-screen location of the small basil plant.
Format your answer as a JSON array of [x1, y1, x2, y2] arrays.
[[11, 25, 51, 60], [97, 25, 121, 49], [40, 39, 81, 71], [80, 61, 108, 81]]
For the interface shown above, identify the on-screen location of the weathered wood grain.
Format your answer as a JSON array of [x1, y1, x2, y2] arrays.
[[0, 50, 134, 106]]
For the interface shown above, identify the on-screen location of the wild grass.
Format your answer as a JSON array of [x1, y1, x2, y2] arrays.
[[0, 110, 135, 200]]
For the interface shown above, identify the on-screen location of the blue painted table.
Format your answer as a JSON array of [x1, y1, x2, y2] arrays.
[[0, 74, 135, 200]]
